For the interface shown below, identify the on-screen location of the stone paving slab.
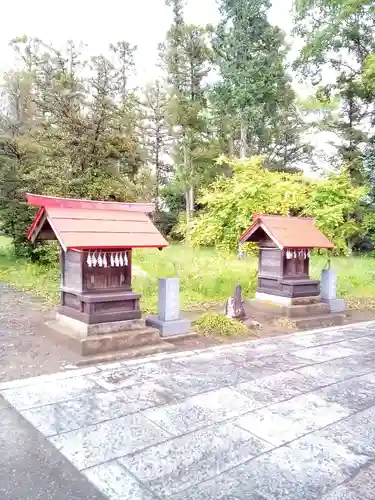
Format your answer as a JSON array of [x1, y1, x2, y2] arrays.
[[340, 335, 375, 352], [292, 344, 358, 363], [142, 386, 256, 436], [119, 422, 271, 497], [230, 433, 369, 500], [3, 321, 375, 499], [321, 486, 365, 500], [295, 351, 375, 387], [315, 372, 375, 412], [83, 462, 155, 500], [50, 412, 171, 470], [3, 375, 101, 410], [21, 382, 178, 437], [172, 474, 267, 500], [343, 462, 375, 499], [316, 406, 375, 457], [234, 392, 351, 446], [232, 370, 318, 407]]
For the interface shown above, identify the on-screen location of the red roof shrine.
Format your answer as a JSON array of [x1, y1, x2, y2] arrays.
[[26, 194, 168, 251], [239, 214, 334, 250]]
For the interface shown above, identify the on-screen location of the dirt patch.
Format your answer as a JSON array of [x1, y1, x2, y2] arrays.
[[344, 308, 375, 324], [0, 284, 81, 383]]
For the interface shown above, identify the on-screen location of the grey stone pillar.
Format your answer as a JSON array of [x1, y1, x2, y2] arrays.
[[146, 278, 191, 337], [321, 269, 345, 312]]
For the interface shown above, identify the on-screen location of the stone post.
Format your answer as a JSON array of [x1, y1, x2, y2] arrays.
[[146, 278, 191, 337], [321, 269, 345, 312]]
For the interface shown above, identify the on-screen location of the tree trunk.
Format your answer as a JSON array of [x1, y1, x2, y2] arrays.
[[185, 189, 190, 227], [240, 120, 248, 159], [188, 185, 194, 212], [228, 135, 234, 156], [347, 238, 354, 255], [155, 140, 160, 211], [183, 141, 191, 229]]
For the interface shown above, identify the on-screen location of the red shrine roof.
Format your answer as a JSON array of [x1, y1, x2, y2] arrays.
[[239, 214, 334, 249], [26, 194, 168, 251]]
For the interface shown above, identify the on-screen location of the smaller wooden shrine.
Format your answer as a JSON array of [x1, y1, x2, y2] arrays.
[[239, 215, 334, 301], [27, 194, 168, 326]]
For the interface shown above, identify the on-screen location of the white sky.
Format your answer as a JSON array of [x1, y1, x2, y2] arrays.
[[0, 0, 294, 83]]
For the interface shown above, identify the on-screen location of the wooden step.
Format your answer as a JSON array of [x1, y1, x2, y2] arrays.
[[76, 341, 176, 366]]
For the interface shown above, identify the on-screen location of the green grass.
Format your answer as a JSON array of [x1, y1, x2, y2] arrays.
[[0, 240, 60, 306], [132, 246, 258, 312], [309, 254, 375, 308], [0, 236, 375, 312]]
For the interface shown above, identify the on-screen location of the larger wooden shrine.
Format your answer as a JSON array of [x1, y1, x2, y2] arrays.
[[239, 215, 334, 300], [27, 194, 168, 326]]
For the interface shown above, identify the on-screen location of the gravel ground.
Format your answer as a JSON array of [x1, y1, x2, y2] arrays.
[[0, 283, 81, 383]]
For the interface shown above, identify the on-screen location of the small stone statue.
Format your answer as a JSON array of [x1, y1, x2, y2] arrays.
[[225, 284, 246, 320]]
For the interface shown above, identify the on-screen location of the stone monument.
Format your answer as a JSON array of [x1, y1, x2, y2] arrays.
[[321, 268, 346, 312], [146, 278, 191, 337], [225, 284, 246, 320]]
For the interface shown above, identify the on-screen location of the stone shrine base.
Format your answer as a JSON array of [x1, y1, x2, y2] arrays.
[[46, 313, 175, 364], [146, 315, 191, 338], [249, 294, 345, 330], [55, 313, 146, 337], [255, 292, 322, 307], [322, 297, 346, 313]]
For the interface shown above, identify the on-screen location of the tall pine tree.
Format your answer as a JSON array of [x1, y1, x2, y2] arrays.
[[141, 80, 171, 207], [213, 0, 297, 162], [161, 0, 211, 225]]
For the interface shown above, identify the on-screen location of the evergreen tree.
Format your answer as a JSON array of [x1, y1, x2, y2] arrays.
[[213, 0, 294, 161], [0, 36, 144, 257], [161, 0, 211, 225], [141, 80, 172, 207]]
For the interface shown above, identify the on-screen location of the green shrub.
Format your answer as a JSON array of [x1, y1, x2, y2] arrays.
[[188, 156, 365, 254], [194, 313, 248, 337]]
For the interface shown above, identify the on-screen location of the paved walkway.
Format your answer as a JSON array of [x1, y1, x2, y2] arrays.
[[3, 322, 375, 499]]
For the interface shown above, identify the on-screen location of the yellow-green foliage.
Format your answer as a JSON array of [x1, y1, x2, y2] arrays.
[[188, 157, 365, 254], [303, 171, 366, 254], [194, 313, 248, 337]]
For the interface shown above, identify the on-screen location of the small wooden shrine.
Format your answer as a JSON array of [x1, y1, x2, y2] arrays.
[[239, 215, 334, 301], [27, 194, 168, 325]]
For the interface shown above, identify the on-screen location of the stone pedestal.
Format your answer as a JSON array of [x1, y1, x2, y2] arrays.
[[321, 269, 345, 312], [46, 313, 176, 360], [146, 278, 191, 338], [54, 313, 145, 337]]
